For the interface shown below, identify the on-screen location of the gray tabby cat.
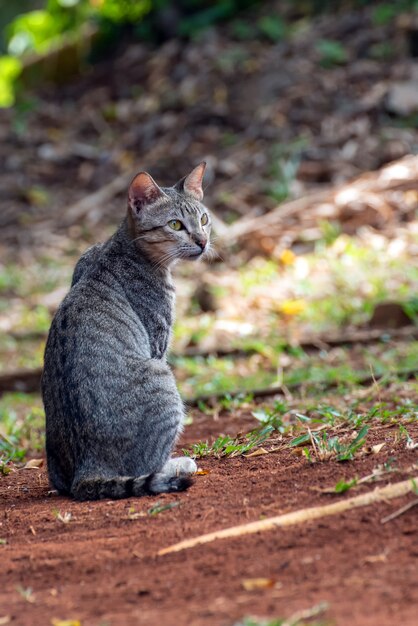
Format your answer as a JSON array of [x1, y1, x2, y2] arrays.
[[42, 163, 210, 500]]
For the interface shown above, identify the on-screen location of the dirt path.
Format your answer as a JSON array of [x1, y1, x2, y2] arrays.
[[1, 413, 417, 626]]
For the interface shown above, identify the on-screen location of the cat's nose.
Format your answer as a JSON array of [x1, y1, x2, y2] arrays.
[[194, 236, 207, 250]]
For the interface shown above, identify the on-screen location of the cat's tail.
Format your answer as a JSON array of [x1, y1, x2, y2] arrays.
[[71, 467, 194, 501]]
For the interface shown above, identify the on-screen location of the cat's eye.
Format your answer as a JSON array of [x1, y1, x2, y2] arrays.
[[168, 220, 183, 231], [201, 213, 208, 226]]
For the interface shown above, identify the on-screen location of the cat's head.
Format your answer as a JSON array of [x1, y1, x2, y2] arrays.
[[127, 163, 212, 267]]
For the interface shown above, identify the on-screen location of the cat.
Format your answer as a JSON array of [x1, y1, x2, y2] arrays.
[[42, 162, 211, 501]]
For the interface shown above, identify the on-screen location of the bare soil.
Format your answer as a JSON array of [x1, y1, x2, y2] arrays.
[[1, 413, 417, 626]]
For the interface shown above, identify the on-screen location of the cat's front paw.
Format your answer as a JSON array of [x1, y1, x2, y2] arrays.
[[163, 456, 197, 477]]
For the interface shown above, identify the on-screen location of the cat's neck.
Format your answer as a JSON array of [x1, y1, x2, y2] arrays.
[[99, 219, 174, 358], [113, 218, 173, 280]]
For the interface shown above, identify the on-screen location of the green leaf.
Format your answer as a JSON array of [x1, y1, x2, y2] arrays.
[[257, 15, 286, 42], [147, 501, 180, 516], [334, 478, 357, 493], [7, 10, 60, 55], [352, 425, 369, 445], [0, 56, 22, 108], [316, 39, 348, 67], [290, 433, 311, 447]]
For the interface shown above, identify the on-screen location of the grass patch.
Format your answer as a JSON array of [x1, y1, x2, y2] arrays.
[[291, 425, 369, 462], [0, 393, 45, 472], [0, 334, 45, 372], [0, 256, 72, 300], [188, 392, 417, 465], [174, 232, 418, 351], [175, 341, 418, 399], [185, 425, 274, 459], [175, 354, 277, 398]]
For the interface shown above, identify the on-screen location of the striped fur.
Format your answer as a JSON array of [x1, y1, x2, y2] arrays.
[[42, 166, 210, 500]]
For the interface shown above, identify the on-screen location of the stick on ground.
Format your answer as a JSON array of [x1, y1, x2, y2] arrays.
[[158, 476, 418, 556]]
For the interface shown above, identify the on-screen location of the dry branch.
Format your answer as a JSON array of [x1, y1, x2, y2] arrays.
[[181, 326, 418, 360], [0, 368, 42, 394], [158, 476, 418, 555], [62, 171, 135, 226], [225, 155, 418, 246], [380, 498, 418, 524]]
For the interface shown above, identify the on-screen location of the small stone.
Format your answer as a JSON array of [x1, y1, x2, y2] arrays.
[[368, 302, 411, 329], [386, 81, 418, 116]]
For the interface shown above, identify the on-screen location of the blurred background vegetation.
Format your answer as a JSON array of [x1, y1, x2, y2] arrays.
[[2, 0, 417, 106], [0, 0, 417, 467]]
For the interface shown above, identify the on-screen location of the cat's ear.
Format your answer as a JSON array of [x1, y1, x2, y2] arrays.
[[175, 162, 206, 201], [128, 172, 166, 214]]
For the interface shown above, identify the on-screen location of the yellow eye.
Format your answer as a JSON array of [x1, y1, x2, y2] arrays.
[[168, 220, 183, 231], [201, 213, 208, 226]]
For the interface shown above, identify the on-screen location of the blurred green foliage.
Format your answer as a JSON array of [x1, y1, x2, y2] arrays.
[[1, 0, 418, 107], [0, 55, 22, 107], [316, 39, 348, 68], [0, 0, 255, 106]]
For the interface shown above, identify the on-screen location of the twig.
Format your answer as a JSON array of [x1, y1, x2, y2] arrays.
[[380, 498, 418, 524], [0, 367, 43, 394], [175, 326, 418, 360], [158, 476, 418, 555], [62, 171, 135, 226], [225, 155, 418, 243], [226, 190, 331, 241]]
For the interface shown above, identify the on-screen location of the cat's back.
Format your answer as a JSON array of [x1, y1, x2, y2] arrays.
[[44, 252, 149, 382]]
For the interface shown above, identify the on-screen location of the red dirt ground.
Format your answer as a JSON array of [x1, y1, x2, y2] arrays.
[[1, 413, 417, 626]]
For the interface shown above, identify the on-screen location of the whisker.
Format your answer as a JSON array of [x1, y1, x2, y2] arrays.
[[151, 249, 180, 271], [131, 234, 151, 245], [206, 247, 223, 262]]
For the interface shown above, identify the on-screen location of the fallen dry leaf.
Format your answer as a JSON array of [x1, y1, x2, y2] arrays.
[[242, 578, 278, 591], [364, 443, 386, 455], [22, 459, 44, 470], [291, 448, 306, 457], [244, 447, 269, 458], [51, 620, 81, 626], [125, 512, 146, 520], [125, 505, 146, 520], [196, 469, 210, 475], [0, 617, 11, 625], [53, 510, 72, 524]]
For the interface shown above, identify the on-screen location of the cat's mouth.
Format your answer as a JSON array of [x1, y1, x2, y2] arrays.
[[187, 249, 206, 259]]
